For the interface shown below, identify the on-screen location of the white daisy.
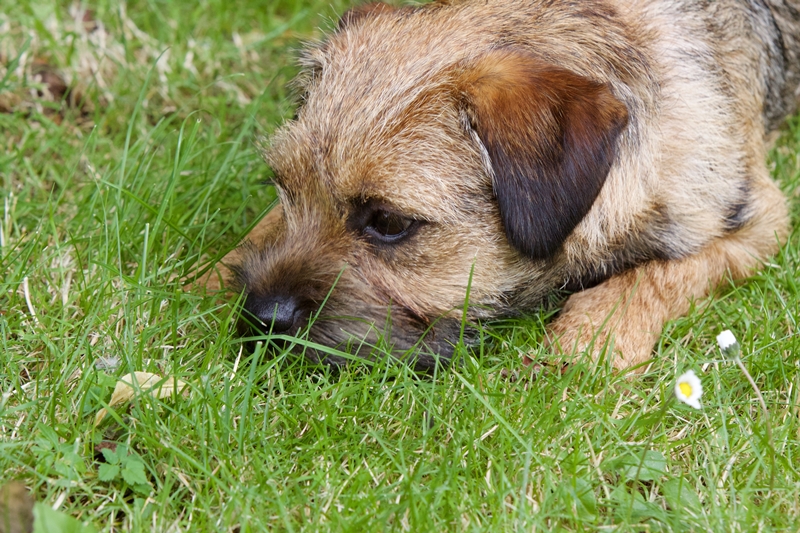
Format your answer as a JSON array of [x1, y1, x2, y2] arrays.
[[716, 330, 739, 353], [675, 370, 703, 409], [716, 329, 742, 359]]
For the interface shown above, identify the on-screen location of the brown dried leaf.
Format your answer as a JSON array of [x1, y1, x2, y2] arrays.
[[94, 372, 188, 426]]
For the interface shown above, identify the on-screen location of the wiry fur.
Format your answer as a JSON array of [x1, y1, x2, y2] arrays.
[[202, 0, 799, 371]]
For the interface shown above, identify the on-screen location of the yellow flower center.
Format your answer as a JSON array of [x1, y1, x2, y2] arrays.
[[679, 382, 693, 397]]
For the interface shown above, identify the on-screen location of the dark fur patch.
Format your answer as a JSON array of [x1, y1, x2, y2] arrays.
[[459, 48, 629, 259], [723, 182, 751, 232], [562, 202, 689, 291]]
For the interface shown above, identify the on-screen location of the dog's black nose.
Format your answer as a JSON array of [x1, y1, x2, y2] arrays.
[[242, 292, 303, 335]]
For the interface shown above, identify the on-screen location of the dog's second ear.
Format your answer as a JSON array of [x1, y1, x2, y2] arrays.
[[459, 49, 629, 259]]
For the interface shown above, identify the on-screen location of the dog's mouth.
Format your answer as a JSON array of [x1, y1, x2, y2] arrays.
[[236, 299, 470, 372]]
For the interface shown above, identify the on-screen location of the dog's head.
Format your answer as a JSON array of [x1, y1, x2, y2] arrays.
[[232, 2, 628, 369]]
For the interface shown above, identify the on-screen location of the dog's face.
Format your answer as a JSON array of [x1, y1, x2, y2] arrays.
[[233, 3, 628, 369]]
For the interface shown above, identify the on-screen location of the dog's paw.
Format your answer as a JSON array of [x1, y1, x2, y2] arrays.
[[542, 282, 659, 371]]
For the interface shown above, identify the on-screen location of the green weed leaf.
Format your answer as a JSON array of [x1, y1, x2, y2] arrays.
[[610, 485, 658, 522], [557, 478, 597, 520], [614, 450, 667, 482], [33, 503, 97, 533], [121, 461, 149, 487], [97, 463, 120, 482], [100, 447, 119, 465], [661, 477, 701, 513]]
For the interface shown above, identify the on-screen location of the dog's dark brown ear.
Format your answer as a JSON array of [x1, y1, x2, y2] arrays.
[[459, 49, 628, 259], [338, 3, 394, 30]]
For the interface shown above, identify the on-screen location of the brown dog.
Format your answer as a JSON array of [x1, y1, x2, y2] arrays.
[[203, 0, 800, 371]]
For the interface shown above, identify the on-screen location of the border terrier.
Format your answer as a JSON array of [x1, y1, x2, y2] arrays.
[[202, 0, 800, 371]]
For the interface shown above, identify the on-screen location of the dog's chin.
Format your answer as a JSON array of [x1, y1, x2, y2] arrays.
[[239, 312, 470, 372], [310, 315, 469, 372]]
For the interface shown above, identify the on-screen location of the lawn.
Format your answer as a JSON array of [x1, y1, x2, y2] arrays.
[[1, 0, 799, 531]]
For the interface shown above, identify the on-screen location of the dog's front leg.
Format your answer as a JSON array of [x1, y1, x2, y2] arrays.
[[546, 181, 789, 370], [545, 258, 706, 370]]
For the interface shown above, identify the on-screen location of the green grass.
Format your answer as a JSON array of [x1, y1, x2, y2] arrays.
[[1, 1, 799, 531]]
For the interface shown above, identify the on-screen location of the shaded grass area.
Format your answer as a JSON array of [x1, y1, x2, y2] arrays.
[[1, 0, 799, 531]]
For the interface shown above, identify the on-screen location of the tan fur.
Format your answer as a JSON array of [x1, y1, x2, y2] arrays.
[[0, 482, 34, 533], [201, 0, 798, 371]]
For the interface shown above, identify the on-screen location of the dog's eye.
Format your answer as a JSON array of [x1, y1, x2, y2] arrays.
[[365, 210, 416, 242]]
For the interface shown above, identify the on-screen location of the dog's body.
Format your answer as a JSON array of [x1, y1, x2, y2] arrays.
[[205, 0, 799, 370]]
